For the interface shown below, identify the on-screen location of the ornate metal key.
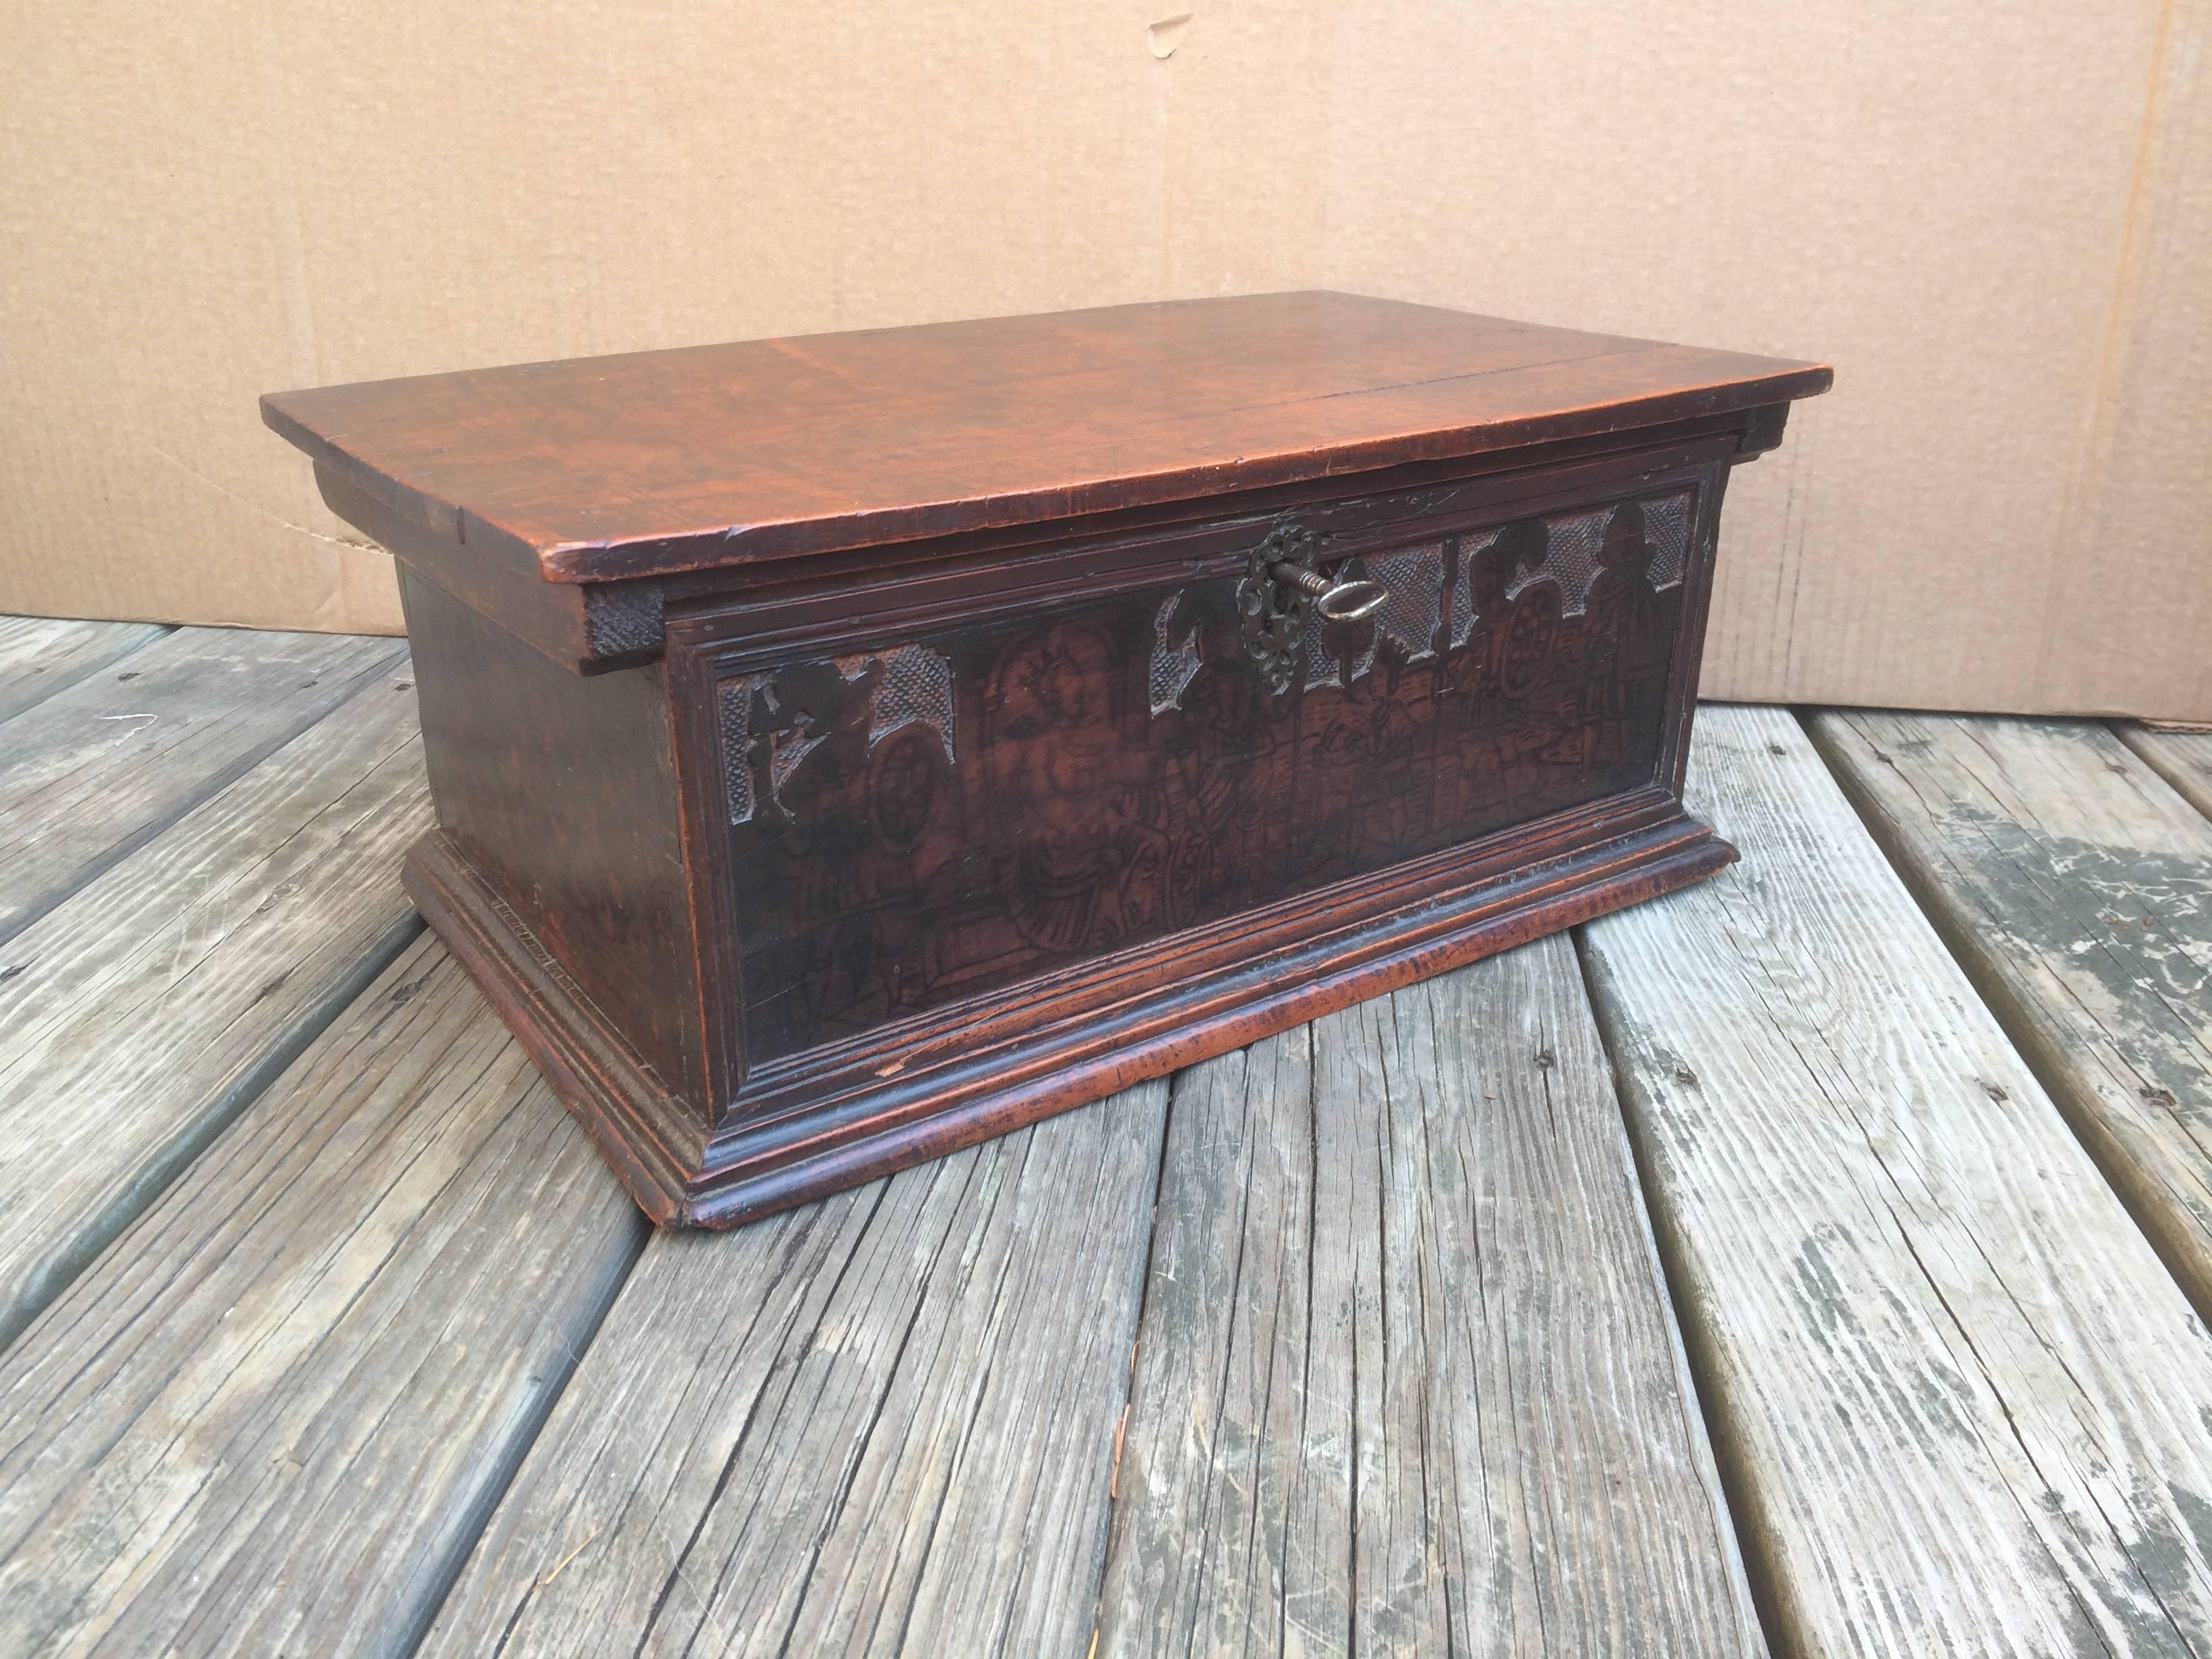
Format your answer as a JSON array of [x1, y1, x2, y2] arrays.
[[1238, 525, 1389, 693]]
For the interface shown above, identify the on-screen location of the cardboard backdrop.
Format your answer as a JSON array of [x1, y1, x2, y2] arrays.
[[5, 0, 2207, 718]]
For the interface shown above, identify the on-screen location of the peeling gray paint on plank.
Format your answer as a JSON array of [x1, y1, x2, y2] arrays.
[[1584, 703, 2212, 1658], [1814, 710, 2212, 1327]]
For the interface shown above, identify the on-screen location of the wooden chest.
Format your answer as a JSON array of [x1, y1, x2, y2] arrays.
[[264, 291, 1829, 1226]]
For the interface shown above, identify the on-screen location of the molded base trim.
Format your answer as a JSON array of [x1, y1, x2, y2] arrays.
[[406, 806, 1734, 1228]]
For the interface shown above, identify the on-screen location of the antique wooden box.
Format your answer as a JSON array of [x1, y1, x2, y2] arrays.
[[264, 291, 1830, 1225]]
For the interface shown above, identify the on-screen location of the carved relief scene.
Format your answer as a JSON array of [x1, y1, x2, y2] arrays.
[[718, 488, 1696, 1059]]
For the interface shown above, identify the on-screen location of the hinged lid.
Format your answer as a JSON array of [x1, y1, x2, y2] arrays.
[[263, 291, 1830, 588]]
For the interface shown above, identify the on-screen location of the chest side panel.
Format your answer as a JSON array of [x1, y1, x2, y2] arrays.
[[698, 476, 1706, 1065], [400, 569, 709, 1105]]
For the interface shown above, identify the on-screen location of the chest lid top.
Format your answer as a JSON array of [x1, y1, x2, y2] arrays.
[[263, 291, 1829, 586]]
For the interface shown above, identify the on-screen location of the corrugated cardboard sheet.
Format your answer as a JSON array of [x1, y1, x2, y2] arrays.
[[3, 1, 2206, 716]]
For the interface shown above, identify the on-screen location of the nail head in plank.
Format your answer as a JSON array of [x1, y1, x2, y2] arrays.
[[0, 939, 644, 1658], [1812, 711, 2212, 1325], [0, 626, 408, 943], [0, 667, 432, 1350], [1580, 704, 2212, 1656], [1097, 933, 1764, 1658], [421, 1079, 1170, 1658], [0, 617, 168, 728]]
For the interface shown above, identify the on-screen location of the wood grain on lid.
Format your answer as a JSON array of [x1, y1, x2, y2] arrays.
[[262, 291, 1830, 583]]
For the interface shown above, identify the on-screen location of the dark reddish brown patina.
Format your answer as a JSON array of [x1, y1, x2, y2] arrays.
[[265, 291, 1830, 1226]]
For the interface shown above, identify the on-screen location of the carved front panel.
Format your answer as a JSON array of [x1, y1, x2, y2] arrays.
[[714, 487, 1698, 1061]]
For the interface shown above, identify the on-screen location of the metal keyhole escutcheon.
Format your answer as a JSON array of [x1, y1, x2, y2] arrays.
[[1237, 525, 1389, 694]]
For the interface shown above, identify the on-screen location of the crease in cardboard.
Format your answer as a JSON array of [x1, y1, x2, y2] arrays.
[[140, 441, 378, 554], [2040, 0, 2186, 701]]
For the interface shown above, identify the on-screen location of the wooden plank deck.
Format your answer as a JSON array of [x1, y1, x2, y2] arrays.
[[0, 661, 429, 1347], [0, 627, 406, 944], [1811, 712, 2212, 1320], [1094, 937, 1761, 1658], [0, 940, 644, 1656], [1583, 707, 2212, 1656], [1, 617, 2210, 1658], [0, 617, 167, 728], [424, 1079, 1170, 1658], [2125, 725, 2212, 822]]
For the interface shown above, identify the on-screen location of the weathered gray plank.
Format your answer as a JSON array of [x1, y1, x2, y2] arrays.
[[0, 626, 405, 943], [0, 617, 167, 727], [422, 1080, 1172, 1658], [1097, 933, 1765, 1659], [1580, 703, 2212, 1657], [1811, 711, 2212, 1323], [0, 665, 430, 1351], [0, 937, 645, 1658], [2123, 724, 2212, 823]]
